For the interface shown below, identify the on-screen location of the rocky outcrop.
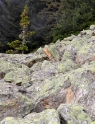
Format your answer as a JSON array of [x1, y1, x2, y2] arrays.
[[0, 25, 95, 123]]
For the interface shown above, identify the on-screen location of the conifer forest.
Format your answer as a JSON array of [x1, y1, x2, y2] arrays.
[[0, 0, 95, 52]]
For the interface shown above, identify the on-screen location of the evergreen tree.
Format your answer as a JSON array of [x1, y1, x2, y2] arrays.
[[6, 5, 34, 54], [52, 0, 95, 42]]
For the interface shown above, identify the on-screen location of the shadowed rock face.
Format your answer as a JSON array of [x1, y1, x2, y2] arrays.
[[0, 25, 95, 123]]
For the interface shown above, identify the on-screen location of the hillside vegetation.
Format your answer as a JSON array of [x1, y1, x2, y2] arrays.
[[0, 0, 95, 52]]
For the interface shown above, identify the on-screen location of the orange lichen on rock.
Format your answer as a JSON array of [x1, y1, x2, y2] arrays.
[[44, 46, 56, 61], [66, 86, 75, 103], [89, 56, 95, 61], [44, 47, 51, 59]]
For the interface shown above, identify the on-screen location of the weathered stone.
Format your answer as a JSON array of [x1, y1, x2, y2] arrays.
[[64, 34, 76, 41], [0, 109, 60, 124], [0, 24, 95, 123], [0, 53, 48, 68], [4, 65, 31, 85], [91, 122, 95, 124], [90, 25, 95, 30], [80, 29, 94, 38], [36, 47, 44, 55], [27, 73, 73, 113], [58, 104, 92, 124], [57, 59, 78, 73], [76, 41, 95, 65], [44, 43, 65, 61], [71, 37, 87, 51], [31, 61, 42, 72], [0, 82, 34, 121], [27, 62, 95, 121], [0, 58, 20, 75], [24, 54, 48, 67], [30, 60, 58, 83], [62, 37, 87, 62], [48, 44, 61, 61], [68, 62, 95, 121], [33, 87, 67, 112]]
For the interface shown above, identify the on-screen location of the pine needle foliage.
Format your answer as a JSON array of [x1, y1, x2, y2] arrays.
[[6, 5, 35, 54]]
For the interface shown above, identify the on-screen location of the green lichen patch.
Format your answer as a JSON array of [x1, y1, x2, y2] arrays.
[[4, 66, 31, 84], [31, 62, 42, 71], [0, 87, 35, 121], [0, 109, 60, 124], [48, 44, 61, 60], [62, 51, 73, 60], [91, 122, 95, 124], [58, 59, 78, 73], [81, 61, 95, 73], [71, 37, 87, 51], [0, 58, 20, 73], [58, 104, 92, 124], [34, 74, 69, 100], [78, 42, 93, 54]]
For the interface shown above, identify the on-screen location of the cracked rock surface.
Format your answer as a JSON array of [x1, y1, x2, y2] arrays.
[[0, 25, 95, 123]]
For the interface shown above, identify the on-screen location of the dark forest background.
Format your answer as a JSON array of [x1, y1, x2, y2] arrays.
[[0, 0, 95, 52]]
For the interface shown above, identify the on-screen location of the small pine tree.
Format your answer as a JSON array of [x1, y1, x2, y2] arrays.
[[6, 5, 34, 54]]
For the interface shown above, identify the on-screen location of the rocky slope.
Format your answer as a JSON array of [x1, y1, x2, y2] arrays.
[[0, 25, 95, 123]]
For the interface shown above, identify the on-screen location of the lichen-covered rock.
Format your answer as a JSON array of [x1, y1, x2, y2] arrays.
[[27, 61, 95, 120], [4, 65, 31, 85], [68, 62, 95, 121], [31, 62, 42, 72], [30, 59, 78, 84], [30, 60, 58, 83], [0, 58, 31, 85], [36, 47, 45, 55], [1, 24, 95, 123], [76, 41, 95, 65], [0, 82, 34, 121], [0, 58, 20, 79], [0, 109, 60, 124], [91, 122, 95, 124], [57, 59, 78, 73], [90, 25, 95, 30], [49, 45, 61, 60], [64, 34, 76, 41], [80, 29, 93, 37], [61, 37, 87, 61], [48, 44, 63, 61], [0, 52, 48, 68], [58, 104, 92, 124]]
